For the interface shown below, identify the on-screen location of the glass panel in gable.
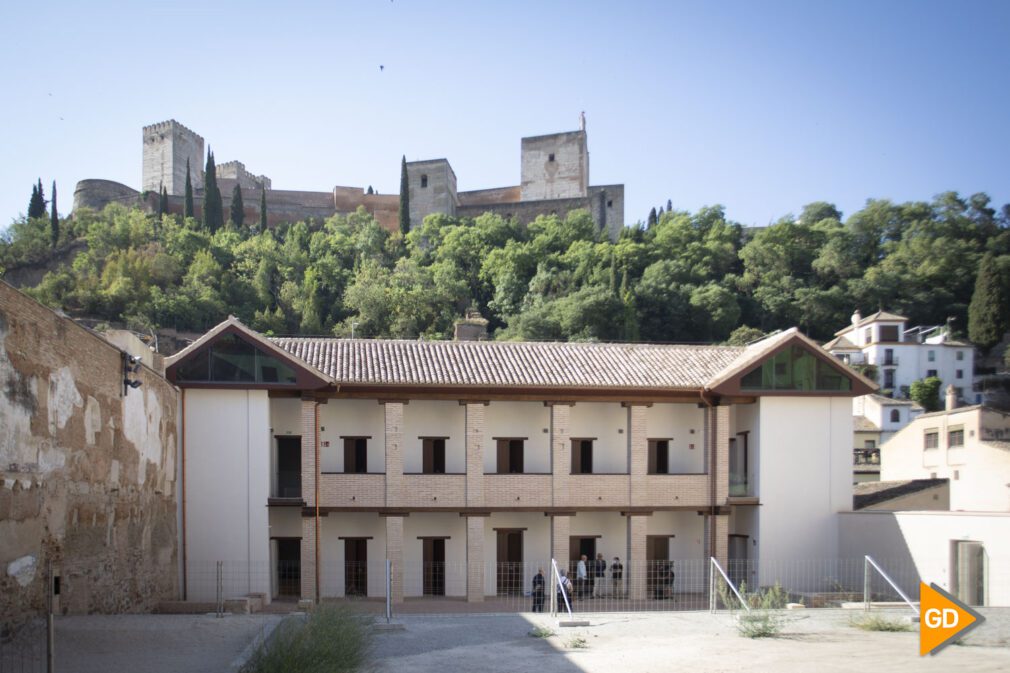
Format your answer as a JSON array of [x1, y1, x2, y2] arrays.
[[175, 348, 210, 381], [210, 334, 256, 382], [257, 351, 298, 384]]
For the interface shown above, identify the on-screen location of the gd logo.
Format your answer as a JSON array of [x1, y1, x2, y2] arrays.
[[919, 582, 986, 656]]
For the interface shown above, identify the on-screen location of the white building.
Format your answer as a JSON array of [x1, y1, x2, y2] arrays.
[[164, 319, 873, 604]]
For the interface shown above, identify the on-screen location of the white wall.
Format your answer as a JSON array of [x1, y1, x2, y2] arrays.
[[484, 402, 551, 473], [644, 404, 705, 473], [568, 403, 627, 473], [270, 398, 301, 436], [839, 511, 1010, 606], [756, 397, 852, 574], [402, 401, 465, 473], [484, 513, 552, 595], [184, 389, 271, 601], [403, 513, 467, 597], [318, 400, 386, 473], [268, 507, 302, 539], [648, 511, 706, 592], [569, 511, 627, 565], [318, 513, 387, 598]]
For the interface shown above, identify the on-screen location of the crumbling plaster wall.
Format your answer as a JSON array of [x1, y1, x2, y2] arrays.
[[0, 282, 179, 626]]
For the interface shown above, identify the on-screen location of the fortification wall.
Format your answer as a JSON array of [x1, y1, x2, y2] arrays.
[[0, 282, 179, 626], [142, 120, 204, 196], [457, 185, 521, 206], [73, 179, 140, 212], [406, 159, 458, 228], [589, 184, 624, 241], [520, 130, 589, 201]]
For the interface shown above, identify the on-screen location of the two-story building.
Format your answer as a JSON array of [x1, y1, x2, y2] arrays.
[[166, 319, 872, 605]]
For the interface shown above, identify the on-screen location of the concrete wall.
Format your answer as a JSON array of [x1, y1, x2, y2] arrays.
[[403, 513, 467, 597], [568, 403, 627, 473], [318, 513, 386, 597], [183, 389, 270, 601], [483, 512, 551, 595], [754, 397, 852, 576], [520, 131, 588, 201], [839, 510, 1010, 606], [0, 283, 178, 625], [644, 403, 705, 473], [402, 401, 465, 473], [316, 400, 386, 474], [483, 402, 550, 473]]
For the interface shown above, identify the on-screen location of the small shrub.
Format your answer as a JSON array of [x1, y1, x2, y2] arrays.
[[851, 615, 912, 632], [243, 605, 372, 673], [529, 625, 555, 639], [566, 635, 589, 649], [736, 611, 785, 638]]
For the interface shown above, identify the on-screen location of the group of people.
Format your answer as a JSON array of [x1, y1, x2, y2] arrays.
[[530, 554, 626, 612]]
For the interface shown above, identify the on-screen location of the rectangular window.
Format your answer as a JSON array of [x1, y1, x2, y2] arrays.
[[927, 369, 938, 378], [956, 387, 964, 399], [343, 437, 368, 473], [864, 439, 877, 449], [548, 153, 555, 162], [956, 351, 964, 361], [949, 429, 964, 448], [880, 326, 899, 342], [496, 439, 525, 474], [884, 348, 895, 365], [884, 369, 895, 389], [648, 439, 670, 474], [864, 328, 872, 344], [923, 431, 939, 450], [571, 439, 593, 474], [422, 438, 446, 474], [928, 350, 936, 362], [956, 369, 963, 379]]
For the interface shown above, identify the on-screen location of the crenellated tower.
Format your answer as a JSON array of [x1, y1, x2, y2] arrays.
[[142, 120, 205, 195]]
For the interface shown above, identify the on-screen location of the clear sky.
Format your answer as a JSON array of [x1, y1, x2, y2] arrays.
[[1, 0, 1008, 229]]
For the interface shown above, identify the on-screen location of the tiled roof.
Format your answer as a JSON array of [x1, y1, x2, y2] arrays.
[[854, 415, 880, 432], [867, 394, 918, 407], [823, 334, 857, 350], [853, 478, 948, 509], [270, 337, 745, 389], [834, 310, 909, 336], [983, 440, 1010, 452]]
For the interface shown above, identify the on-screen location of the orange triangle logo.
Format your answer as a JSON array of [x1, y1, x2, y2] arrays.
[[920, 582, 985, 656]]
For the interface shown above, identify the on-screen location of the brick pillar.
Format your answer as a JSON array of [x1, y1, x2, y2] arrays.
[[714, 406, 730, 504], [466, 516, 485, 602], [383, 402, 404, 507], [385, 515, 404, 604], [549, 404, 572, 506], [301, 398, 317, 507], [550, 514, 570, 566], [300, 515, 317, 601], [626, 404, 649, 506], [465, 403, 485, 507], [711, 514, 729, 569], [627, 514, 648, 601]]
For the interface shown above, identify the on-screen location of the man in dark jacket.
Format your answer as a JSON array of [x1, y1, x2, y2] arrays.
[[531, 568, 545, 612], [593, 553, 607, 597]]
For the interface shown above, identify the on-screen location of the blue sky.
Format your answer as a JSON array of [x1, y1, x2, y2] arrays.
[[1, 0, 1008, 228]]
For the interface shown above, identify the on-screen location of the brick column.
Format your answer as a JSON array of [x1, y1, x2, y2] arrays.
[[385, 515, 404, 604], [627, 514, 648, 601], [626, 404, 649, 506], [300, 515, 317, 601], [549, 514, 570, 566], [549, 403, 572, 506], [465, 403, 485, 507], [466, 516, 485, 602], [383, 402, 404, 507], [301, 398, 317, 507], [710, 514, 729, 569], [714, 406, 730, 504]]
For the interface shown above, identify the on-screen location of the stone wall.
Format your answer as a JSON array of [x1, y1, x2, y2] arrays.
[[406, 159, 458, 229], [142, 120, 204, 196], [0, 282, 179, 626], [520, 131, 589, 201]]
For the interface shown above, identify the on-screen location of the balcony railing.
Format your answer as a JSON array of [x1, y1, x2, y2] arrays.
[[275, 470, 301, 499], [854, 448, 880, 465], [729, 473, 750, 497]]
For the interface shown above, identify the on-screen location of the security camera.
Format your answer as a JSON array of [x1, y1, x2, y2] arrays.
[[124, 379, 142, 389]]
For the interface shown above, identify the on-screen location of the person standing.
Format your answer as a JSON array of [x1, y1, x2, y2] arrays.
[[576, 555, 588, 598], [593, 553, 607, 598], [531, 567, 545, 612], [611, 556, 624, 599]]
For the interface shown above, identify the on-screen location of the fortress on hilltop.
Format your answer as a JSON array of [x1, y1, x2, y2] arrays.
[[73, 119, 625, 239]]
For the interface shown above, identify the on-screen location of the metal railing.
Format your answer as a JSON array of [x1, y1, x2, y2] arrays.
[[709, 557, 750, 612], [864, 555, 919, 616]]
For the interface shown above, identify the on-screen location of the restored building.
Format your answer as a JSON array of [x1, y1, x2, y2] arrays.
[[165, 319, 871, 604]]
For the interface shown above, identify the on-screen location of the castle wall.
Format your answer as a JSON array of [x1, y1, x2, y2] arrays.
[[589, 184, 625, 242], [73, 179, 140, 211], [457, 185, 521, 206], [406, 159, 458, 228], [0, 282, 179, 626], [217, 161, 272, 191], [142, 121, 204, 196], [520, 130, 589, 201]]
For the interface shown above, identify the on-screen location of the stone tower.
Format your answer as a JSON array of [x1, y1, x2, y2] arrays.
[[142, 120, 205, 196], [406, 159, 458, 229], [519, 130, 589, 201]]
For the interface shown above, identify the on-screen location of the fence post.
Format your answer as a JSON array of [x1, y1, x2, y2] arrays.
[[385, 560, 392, 624], [216, 561, 224, 618], [708, 558, 715, 613], [47, 559, 54, 673], [863, 556, 871, 612]]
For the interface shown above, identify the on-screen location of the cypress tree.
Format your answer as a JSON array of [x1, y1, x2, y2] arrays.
[[399, 155, 410, 234], [203, 149, 223, 232], [160, 186, 169, 217], [49, 181, 59, 248], [367, 185, 374, 195], [184, 159, 194, 218], [667, 199, 673, 212], [968, 252, 1010, 354], [230, 184, 245, 227], [28, 179, 46, 218], [647, 207, 657, 229], [259, 188, 268, 231]]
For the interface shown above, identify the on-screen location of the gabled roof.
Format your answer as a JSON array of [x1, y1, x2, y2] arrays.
[[854, 478, 948, 510], [854, 415, 880, 432], [823, 334, 857, 351], [834, 310, 909, 336], [867, 394, 919, 407]]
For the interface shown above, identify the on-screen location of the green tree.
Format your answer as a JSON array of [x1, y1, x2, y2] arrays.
[[203, 150, 223, 232], [399, 155, 410, 234], [968, 252, 1009, 354], [647, 207, 657, 229], [726, 325, 766, 346], [259, 188, 268, 231], [49, 181, 59, 248], [28, 179, 46, 219], [910, 376, 942, 412], [184, 159, 194, 218], [230, 184, 245, 227]]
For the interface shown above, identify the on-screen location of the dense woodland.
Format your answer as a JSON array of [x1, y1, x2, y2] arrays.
[[3, 187, 1010, 350]]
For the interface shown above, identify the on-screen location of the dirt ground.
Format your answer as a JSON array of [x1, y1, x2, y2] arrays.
[[372, 609, 1010, 673]]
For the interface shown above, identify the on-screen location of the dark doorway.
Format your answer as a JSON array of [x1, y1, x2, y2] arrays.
[[422, 538, 446, 596], [276, 436, 301, 498], [276, 538, 301, 597], [646, 536, 670, 599], [422, 439, 446, 474], [571, 439, 593, 474], [728, 534, 749, 588], [344, 538, 368, 596], [496, 439, 524, 474], [496, 530, 524, 595], [648, 439, 669, 474], [343, 438, 368, 473], [569, 536, 597, 597]]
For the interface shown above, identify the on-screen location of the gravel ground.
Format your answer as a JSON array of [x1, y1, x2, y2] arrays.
[[50, 613, 283, 673], [372, 608, 1010, 673]]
